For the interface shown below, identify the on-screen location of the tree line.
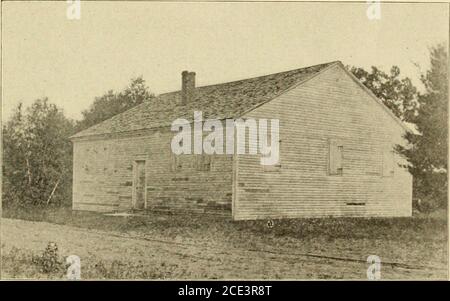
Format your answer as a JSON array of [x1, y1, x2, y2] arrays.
[[2, 77, 154, 208], [2, 45, 448, 211]]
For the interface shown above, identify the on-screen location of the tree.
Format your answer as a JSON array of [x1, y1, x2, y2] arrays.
[[2, 98, 75, 208], [75, 76, 154, 132], [396, 44, 448, 210], [349, 65, 418, 121]]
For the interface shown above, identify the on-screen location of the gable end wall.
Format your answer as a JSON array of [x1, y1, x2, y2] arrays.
[[234, 64, 412, 220]]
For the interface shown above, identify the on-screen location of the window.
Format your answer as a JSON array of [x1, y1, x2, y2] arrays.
[[196, 155, 212, 171], [261, 125, 281, 171], [262, 139, 281, 172], [171, 154, 183, 171], [382, 150, 395, 177], [329, 139, 343, 175]]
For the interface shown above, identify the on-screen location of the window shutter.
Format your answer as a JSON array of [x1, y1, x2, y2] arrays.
[[329, 139, 343, 175], [196, 155, 212, 171], [171, 154, 182, 172], [382, 150, 394, 177], [262, 137, 281, 171]]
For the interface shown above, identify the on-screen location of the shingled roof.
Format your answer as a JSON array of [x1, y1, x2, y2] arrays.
[[71, 61, 339, 138]]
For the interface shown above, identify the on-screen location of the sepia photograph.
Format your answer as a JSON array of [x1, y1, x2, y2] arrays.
[[0, 0, 448, 283]]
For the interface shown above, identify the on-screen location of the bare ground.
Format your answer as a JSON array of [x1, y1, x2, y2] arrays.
[[1, 213, 447, 280]]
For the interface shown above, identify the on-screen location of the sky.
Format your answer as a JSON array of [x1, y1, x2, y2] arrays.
[[2, 1, 449, 121]]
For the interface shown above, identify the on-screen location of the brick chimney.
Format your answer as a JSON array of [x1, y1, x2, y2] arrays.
[[181, 71, 196, 105]]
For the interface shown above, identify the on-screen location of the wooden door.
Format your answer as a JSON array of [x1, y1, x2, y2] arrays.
[[133, 160, 146, 209]]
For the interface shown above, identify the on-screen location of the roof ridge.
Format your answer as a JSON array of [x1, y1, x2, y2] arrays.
[[70, 60, 342, 139], [158, 60, 341, 96]]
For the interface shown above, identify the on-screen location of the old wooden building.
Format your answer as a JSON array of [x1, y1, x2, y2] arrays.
[[70, 61, 412, 220]]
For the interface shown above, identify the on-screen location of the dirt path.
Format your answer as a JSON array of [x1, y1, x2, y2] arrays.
[[1, 218, 446, 279]]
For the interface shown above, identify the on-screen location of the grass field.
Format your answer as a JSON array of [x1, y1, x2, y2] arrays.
[[1, 207, 448, 280]]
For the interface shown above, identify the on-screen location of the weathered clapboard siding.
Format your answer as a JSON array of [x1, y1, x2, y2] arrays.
[[72, 128, 233, 215], [71, 61, 412, 220], [234, 64, 412, 220]]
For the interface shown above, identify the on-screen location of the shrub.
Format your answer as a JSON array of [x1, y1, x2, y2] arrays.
[[2, 99, 74, 208], [31, 242, 64, 274]]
